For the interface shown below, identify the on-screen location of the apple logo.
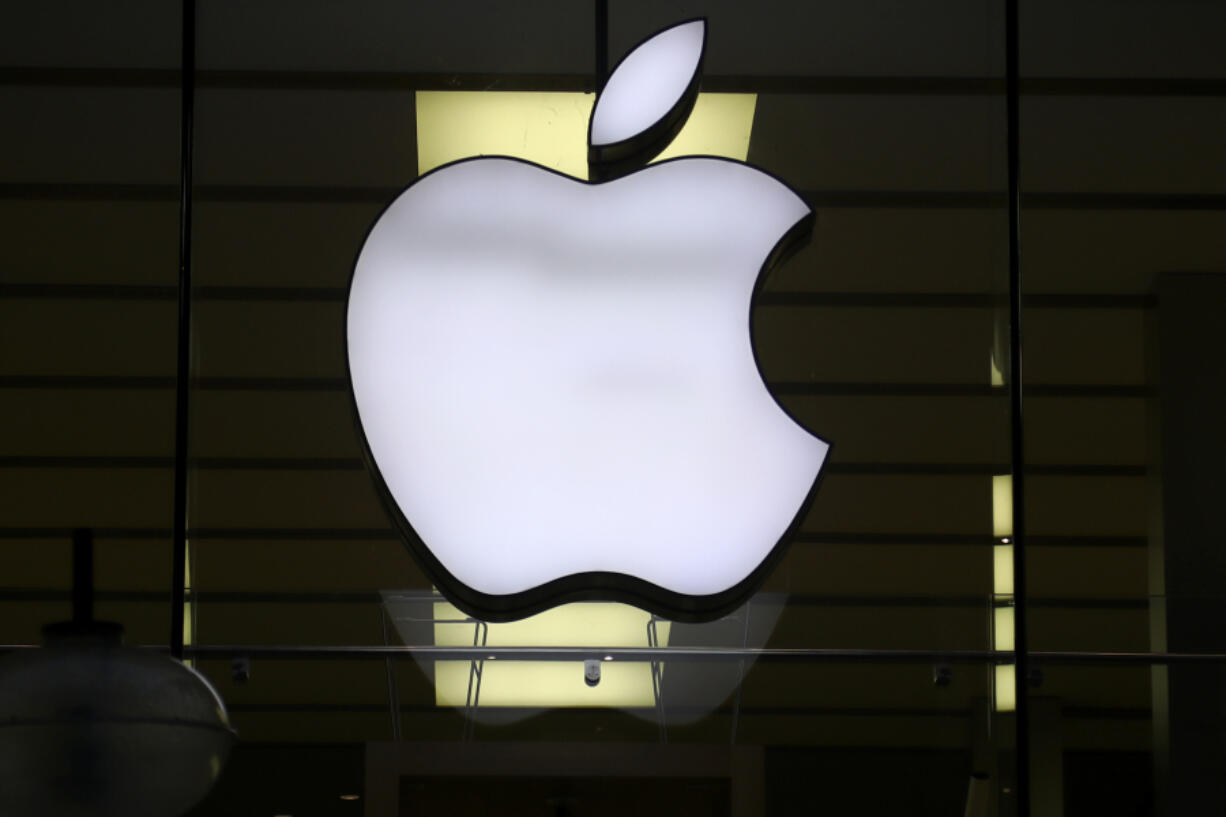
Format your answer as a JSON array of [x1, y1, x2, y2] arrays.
[[347, 19, 829, 622]]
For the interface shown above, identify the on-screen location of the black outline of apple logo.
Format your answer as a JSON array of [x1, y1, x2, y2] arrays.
[[345, 18, 831, 623]]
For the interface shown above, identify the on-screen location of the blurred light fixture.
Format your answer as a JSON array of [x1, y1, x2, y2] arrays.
[[0, 530, 234, 817]]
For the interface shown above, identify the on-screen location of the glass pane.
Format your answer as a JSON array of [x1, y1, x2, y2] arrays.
[[1020, 2, 1226, 813], [1020, 3, 1226, 655], [0, 0, 182, 645]]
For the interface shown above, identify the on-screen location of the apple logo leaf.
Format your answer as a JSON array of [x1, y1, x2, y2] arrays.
[[588, 18, 706, 182]]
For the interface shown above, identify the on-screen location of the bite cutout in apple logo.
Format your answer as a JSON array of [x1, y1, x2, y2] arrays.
[[347, 19, 830, 622]]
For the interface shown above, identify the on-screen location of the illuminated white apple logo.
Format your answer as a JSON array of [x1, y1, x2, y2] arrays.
[[347, 20, 829, 621]]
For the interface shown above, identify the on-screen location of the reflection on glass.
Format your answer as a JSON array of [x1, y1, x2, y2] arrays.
[[433, 601, 670, 708], [381, 590, 784, 727]]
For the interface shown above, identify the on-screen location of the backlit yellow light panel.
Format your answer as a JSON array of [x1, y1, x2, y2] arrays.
[[433, 602, 671, 708], [416, 91, 757, 178]]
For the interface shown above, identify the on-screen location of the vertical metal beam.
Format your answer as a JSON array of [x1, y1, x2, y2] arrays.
[[171, 0, 196, 661], [1005, 0, 1031, 814], [595, 0, 609, 92]]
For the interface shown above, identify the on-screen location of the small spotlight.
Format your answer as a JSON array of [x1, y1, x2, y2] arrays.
[[1001, 538, 1011, 544], [603, 655, 614, 661], [486, 655, 496, 660], [340, 794, 361, 801]]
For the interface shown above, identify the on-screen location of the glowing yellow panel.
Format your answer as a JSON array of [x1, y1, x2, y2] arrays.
[[433, 601, 670, 708], [995, 664, 1016, 712], [992, 474, 1013, 539], [435, 661, 659, 708], [417, 92, 593, 178], [994, 605, 1015, 652], [416, 91, 756, 179], [994, 544, 1014, 595], [652, 93, 756, 163]]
